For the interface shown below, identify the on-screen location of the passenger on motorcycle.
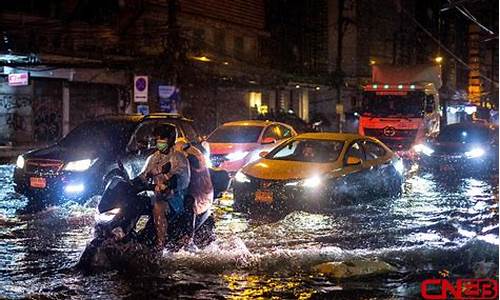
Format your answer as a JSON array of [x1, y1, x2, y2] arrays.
[[175, 138, 214, 217], [138, 125, 190, 250]]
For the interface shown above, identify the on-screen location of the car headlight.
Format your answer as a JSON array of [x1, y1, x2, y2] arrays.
[[95, 208, 120, 223], [234, 170, 250, 183], [63, 159, 97, 171], [286, 175, 323, 189], [226, 151, 249, 161], [16, 155, 25, 169], [413, 144, 434, 156], [465, 148, 485, 158]]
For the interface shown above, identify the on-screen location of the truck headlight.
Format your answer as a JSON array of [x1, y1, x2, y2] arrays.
[[16, 155, 25, 169], [413, 144, 434, 156], [465, 148, 485, 158], [226, 151, 249, 161], [63, 159, 97, 171], [235, 170, 250, 183]]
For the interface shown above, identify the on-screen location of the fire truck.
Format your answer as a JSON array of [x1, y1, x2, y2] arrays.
[[358, 64, 441, 151]]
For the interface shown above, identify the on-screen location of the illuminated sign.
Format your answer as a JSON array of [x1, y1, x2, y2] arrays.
[[8, 72, 29, 86]]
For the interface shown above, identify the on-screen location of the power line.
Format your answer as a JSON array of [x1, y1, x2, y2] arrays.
[[451, 1, 495, 35], [399, 3, 498, 87]]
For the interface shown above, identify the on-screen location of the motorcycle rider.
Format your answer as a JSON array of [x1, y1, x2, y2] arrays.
[[138, 125, 190, 250]]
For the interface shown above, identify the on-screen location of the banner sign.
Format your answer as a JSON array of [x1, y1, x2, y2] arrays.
[[8, 73, 29, 86], [137, 104, 149, 115], [158, 85, 180, 113], [134, 76, 148, 103]]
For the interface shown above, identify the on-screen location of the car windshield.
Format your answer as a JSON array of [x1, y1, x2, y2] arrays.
[[267, 139, 344, 163], [59, 120, 136, 150], [208, 125, 263, 143], [437, 125, 491, 143], [361, 91, 426, 118]]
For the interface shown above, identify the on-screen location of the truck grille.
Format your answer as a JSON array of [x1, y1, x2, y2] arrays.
[[364, 128, 418, 139], [25, 159, 64, 175]]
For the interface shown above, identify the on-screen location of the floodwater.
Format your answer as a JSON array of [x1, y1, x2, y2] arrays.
[[0, 164, 498, 299]]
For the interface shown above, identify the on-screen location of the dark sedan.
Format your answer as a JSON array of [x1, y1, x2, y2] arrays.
[[414, 122, 498, 174], [14, 114, 207, 205]]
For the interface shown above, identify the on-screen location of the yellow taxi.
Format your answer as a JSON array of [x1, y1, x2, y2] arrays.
[[233, 132, 404, 213]]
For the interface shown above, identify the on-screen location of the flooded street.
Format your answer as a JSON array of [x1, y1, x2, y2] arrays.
[[0, 164, 498, 299]]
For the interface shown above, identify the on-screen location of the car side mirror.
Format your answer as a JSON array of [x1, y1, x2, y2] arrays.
[[261, 137, 276, 145], [346, 156, 362, 165], [259, 151, 269, 158]]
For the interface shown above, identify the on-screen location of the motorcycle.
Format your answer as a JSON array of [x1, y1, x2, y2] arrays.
[[77, 160, 230, 272]]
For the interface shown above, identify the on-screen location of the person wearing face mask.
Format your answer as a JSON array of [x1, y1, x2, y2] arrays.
[[137, 125, 190, 250]]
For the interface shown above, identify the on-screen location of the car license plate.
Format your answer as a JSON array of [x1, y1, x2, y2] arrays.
[[30, 177, 46, 189], [255, 190, 273, 203]]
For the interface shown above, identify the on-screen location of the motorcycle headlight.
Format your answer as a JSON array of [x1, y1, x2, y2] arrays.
[[413, 144, 434, 156], [235, 170, 250, 183], [465, 148, 485, 159], [226, 151, 249, 161], [63, 159, 97, 172], [95, 208, 120, 223], [16, 155, 25, 169]]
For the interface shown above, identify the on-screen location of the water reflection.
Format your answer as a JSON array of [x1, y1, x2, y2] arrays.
[[0, 164, 497, 298]]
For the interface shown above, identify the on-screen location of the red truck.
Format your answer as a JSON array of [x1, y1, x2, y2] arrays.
[[358, 64, 441, 151]]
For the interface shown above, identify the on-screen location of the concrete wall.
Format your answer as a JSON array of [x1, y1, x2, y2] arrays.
[[0, 80, 33, 145]]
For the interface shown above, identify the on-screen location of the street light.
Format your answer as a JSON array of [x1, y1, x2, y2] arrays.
[[434, 56, 443, 64]]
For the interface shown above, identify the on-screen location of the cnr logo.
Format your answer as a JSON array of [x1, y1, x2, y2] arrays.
[[421, 278, 498, 299]]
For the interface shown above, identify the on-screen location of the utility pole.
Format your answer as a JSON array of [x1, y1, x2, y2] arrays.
[[334, 0, 346, 132]]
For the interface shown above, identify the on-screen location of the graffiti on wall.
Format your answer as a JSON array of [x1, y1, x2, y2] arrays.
[[0, 94, 33, 144], [32, 97, 62, 143]]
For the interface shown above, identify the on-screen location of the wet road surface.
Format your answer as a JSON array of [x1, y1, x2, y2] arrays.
[[0, 164, 498, 299]]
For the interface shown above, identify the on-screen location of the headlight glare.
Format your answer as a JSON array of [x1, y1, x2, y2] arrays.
[[16, 155, 25, 169], [465, 148, 485, 158], [235, 170, 250, 183], [394, 159, 405, 175], [226, 151, 249, 161], [95, 207, 120, 223], [413, 144, 434, 156], [64, 159, 97, 171], [286, 175, 323, 188]]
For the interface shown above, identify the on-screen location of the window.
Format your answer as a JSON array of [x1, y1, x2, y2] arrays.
[[181, 122, 200, 142], [207, 125, 263, 143], [214, 30, 226, 53], [262, 125, 282, 141], [128, 121, 178, 151], [234, 36, 243, 56], [345, 141, 365, 164], [249, 92, 262, 111], [362, 141, 386, 160], [268, 139, 344, 163], [279, 125, 293, 139]]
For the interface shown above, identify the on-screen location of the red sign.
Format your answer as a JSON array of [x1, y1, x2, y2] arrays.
[[8, 72, 29, 86], [421, 279, 498, 299]]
